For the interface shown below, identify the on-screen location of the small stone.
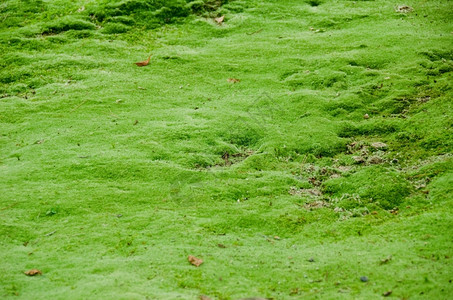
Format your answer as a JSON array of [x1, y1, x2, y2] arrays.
[[360, 276, 369, 282], [308, 257, 315, 262], [383, 290, 392, 297], [363, 113, 369, 119]]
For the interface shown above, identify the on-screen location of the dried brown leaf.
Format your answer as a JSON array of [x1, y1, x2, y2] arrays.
[[215, 15, 225, 25], [227, 78, 240, 83], [135, 55, 152, 67], [188, 255, 203, 267], [24, 269, 42, 276]]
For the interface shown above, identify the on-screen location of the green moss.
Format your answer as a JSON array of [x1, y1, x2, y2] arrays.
[[41, 16, 96, 34], [323, 166, 412, 209], [101, 23, 130, 34], [1, 0, 452, 298]]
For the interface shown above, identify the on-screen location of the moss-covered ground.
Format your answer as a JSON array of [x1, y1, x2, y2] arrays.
[[1, 0, 452, 299]]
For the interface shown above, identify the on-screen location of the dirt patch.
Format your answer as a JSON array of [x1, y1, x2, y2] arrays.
[[304, 200, 330, 209], [289, 187, 322, 197], [395, 5, 413, 13], [220, 150, 254, 166]]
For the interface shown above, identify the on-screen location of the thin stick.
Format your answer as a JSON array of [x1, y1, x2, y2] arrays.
[[0, 203, 18, 211], [70, 99, 89, 112], [247, 29, 263, 35]]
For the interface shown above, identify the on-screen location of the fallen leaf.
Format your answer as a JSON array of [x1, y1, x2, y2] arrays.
[[135, 55, 152, 67], [217, 243, 226, 248], [383, 290, 392, 297], [227, 78, 240, 83], [215, 15, 225, 25], [188, 255, 203, 267], [25, 269, 42, 276]]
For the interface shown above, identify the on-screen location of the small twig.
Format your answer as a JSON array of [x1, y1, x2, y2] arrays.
[[109, 108, 119, 119], [0, 203, 18, 211], [247, 29, 263, 35], [44, 230, 56, 237], [1, 13, 9, 22], [70, 99, 89, 112]]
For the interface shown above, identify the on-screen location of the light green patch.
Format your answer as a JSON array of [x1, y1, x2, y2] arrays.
[[0, 0, 452, 299]]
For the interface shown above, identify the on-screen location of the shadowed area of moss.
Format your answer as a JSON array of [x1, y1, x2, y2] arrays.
[[0, 0, 452, 299]]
